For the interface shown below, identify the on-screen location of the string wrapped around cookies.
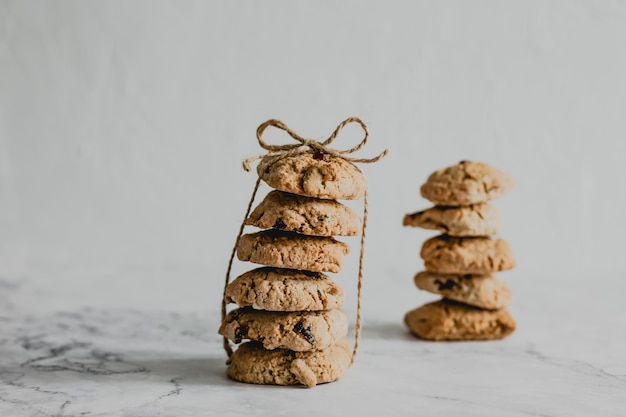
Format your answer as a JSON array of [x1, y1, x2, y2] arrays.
[[220, 117, 388, 387]]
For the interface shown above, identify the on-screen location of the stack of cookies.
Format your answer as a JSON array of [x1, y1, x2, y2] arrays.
[[220, 152, 366, 387], [403, 160, 517, 341]]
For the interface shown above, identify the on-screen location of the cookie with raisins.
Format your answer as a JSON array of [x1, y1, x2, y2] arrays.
[[227, 339, 352, 387], [404, 299, 516, 341], [258, 153, 366, 200], [420, 160, 514, 206], [224, 267, 345, 312], [219, 307, 348, 351], [413, 271, 511, 310], [245, 190, 361, 236], [237, 230, 350, 273], [421, 235, 515, 274], [403, 203, 502, 237]]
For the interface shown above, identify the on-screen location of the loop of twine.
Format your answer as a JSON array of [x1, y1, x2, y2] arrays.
[[242, 117, 389, 173], [222, 118, 388, 366], [222, 176, 262, 360]]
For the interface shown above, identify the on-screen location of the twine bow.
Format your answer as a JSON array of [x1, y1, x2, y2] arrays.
[[222, 117, 388, 376], [242, 117, 389, 173]]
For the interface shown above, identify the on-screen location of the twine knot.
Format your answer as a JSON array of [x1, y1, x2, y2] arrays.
[[242, 117, 389, 173]]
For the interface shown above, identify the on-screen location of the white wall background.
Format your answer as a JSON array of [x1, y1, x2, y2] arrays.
[[1, 1, 625, 312]]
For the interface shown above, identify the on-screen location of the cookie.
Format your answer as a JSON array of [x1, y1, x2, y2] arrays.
[[224, 267, 345, 311], [219, 307, 348, 351], [413, 271, 512, 309], [403, 203, 502, 237], [258, 153, 366, 200], [227, 339, 352, 387], [420, 161, 514, 206], [237, 230, 350, 273], [420, 235, 515, 274], [245, 190, 362, 237], [404, 299, 516, 341]]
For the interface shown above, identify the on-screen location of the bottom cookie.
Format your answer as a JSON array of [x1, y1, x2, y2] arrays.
[[404, 300, 516, 341], [227, 339, 352, 387]]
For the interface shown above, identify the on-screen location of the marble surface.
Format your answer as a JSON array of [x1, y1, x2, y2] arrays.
[[1, 269, 625, 417]]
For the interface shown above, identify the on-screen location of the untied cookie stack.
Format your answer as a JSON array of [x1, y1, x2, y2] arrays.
[[403, 161, 517, 341], [220, 151, 367, 387]]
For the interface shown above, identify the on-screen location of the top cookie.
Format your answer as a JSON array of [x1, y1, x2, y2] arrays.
[[420, 161, 514, 206], [258, 153, 366, 200], [245, 190, 362, 236], [403, 203, 502, 236]]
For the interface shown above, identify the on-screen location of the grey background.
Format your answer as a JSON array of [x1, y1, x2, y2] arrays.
[[1, 1, 625, 316]]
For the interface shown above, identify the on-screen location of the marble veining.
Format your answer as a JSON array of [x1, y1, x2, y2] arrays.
[[1, 273, 625, 417]]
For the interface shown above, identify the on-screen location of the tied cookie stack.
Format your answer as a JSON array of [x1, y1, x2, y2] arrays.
[[220, 118, 387, 387], [402, 161, 517, 341]]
